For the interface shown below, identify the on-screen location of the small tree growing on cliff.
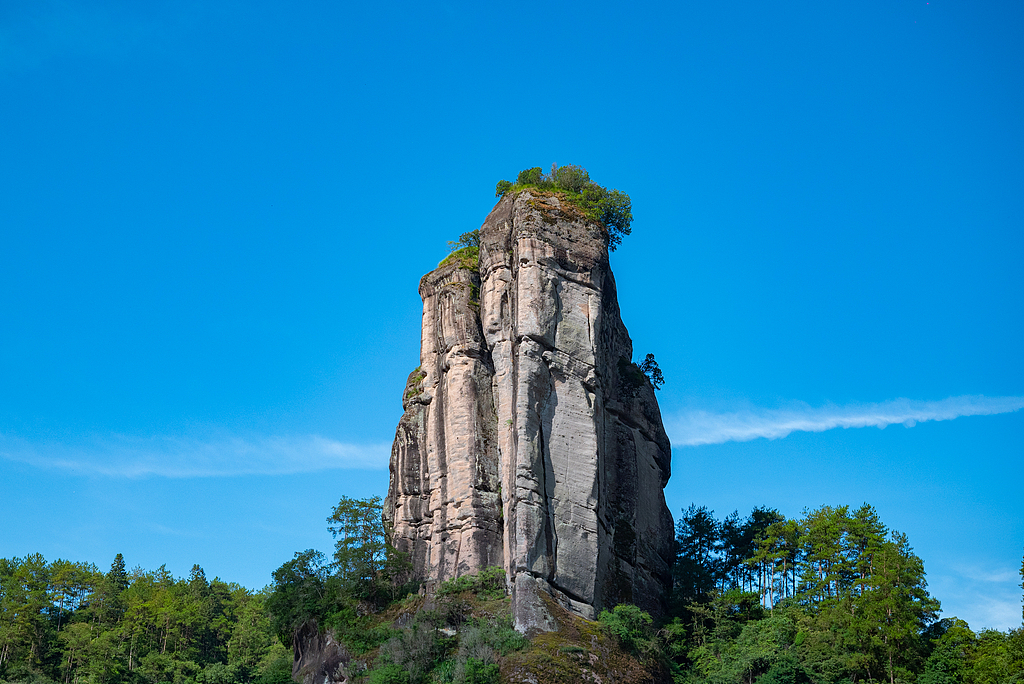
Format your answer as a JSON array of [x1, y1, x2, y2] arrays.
[[439, 229, 480, 270], [447, 229, 479, 252], [638, 353, 664, 390]]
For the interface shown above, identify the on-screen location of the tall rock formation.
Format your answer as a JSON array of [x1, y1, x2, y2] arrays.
[[384, 190, 673, 632]]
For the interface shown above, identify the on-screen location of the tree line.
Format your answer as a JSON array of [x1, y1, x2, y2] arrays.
[[4, 501, 1022, 684], [0, 554, 290, 684], [665, 503, 1024, 683]]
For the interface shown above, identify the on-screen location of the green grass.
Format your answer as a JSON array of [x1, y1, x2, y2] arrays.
[[437, 245, 478, 271]]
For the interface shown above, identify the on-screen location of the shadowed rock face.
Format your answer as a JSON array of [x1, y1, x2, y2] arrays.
[[384, 191, 673, 632], [292, 621, 350, 684]]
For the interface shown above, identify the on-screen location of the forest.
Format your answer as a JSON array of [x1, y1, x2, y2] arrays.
[[2, 500, 1022, 684], [0, 555, 291, 684]]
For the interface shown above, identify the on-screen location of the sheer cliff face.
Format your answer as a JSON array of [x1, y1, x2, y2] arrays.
[[384, 191, 673, 631]]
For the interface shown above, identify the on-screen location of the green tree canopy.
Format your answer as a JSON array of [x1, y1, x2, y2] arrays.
[[328, 496, 390, 600], [666, 503, 944, 684], [494, 163, 633, 251]]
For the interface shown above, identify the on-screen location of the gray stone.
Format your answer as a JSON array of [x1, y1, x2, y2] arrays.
[[292, 621, 351, 684], [385, 190, 673, 631]]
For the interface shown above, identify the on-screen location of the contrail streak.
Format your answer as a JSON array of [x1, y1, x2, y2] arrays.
[[666, 395, 1024, 447]]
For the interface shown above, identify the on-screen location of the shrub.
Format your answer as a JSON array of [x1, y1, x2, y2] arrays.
[[438, 246, 478, 271], [328, 611, 397, 655], [550, 164, 590, 194], [379, 623, 448, 684], [494, 164, 632, 250], [617, 355, 663, 397], [436, 574, 474, 596], [436, 567, 507, 600], [598, 604, 655, 657], [457, 617, 527, 659], [365, 663, 411, 684], [462, 658, 500, 684], [516, 167, 544, 186], [617, 357, 647, 398], [431, 658, 456, 683], [405, 367, 427, 399]]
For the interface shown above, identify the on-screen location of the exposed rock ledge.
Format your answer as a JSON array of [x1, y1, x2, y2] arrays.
[[292, 621, 351, 684]]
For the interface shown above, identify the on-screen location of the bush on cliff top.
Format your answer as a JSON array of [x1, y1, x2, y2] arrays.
[[438, 229, 480, 270], [494, 164, 633, 251]]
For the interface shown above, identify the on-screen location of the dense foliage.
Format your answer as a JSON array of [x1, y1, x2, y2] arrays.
[[662, 504, 1024, 684], [269, 542, 527, 684], [494, 164, 633, 251], [7, 500, 1022, 684], [0, 555, 290, 684]]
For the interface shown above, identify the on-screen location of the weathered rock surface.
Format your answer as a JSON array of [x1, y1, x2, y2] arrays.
[[384, 191, 674, 632], [292, 622, 351, 684]]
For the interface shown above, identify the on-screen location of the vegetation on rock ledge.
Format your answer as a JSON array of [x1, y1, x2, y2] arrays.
[[495, 164, 633, 251], [438, 230, 480, 271], [619, 353, 665, 396]]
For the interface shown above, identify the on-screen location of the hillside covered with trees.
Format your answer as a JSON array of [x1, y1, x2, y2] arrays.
[[0, 554, 291, 684], [4, 499, 1022, 684]]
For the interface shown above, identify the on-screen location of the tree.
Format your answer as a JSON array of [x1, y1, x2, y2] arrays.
[[590, 186, 632, 250], [666, 504, 944, 683], [856, 531, 939, 683], [48, 559, 98, 634], [447, 229, 479, 252], [493, 164, 633, 250], [920, 618, 975, 684], [516, 167, 543, 185], [266, 550, 331, 644], [673, 505, 722, 609], [550, 163, 590, 193], [328, 496, 390, 600], [748, 518, 801, 608], [1, 554, 52, 672], [637, 353, 664, 390], [739, 507, 785, 595], [227, 591, 278, 682], [597, 604, 654, 657], [328, 495, 413, 605], [108, 554, 129, 594]]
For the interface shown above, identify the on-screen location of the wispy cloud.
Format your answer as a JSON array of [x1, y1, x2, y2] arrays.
[[666, 395, 1024, 447], [930, 565, 1024, 631], [0, 433, 390, 478]]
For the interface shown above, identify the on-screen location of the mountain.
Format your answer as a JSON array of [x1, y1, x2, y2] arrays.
[[385, 189, 674, 633]]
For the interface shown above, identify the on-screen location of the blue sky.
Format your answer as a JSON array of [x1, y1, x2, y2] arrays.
[[1, 0, 1021, 630]]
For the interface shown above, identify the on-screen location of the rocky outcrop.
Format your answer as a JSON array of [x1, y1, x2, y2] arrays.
[[384, 191, 673, 632], [292, 622, 351, 684]]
